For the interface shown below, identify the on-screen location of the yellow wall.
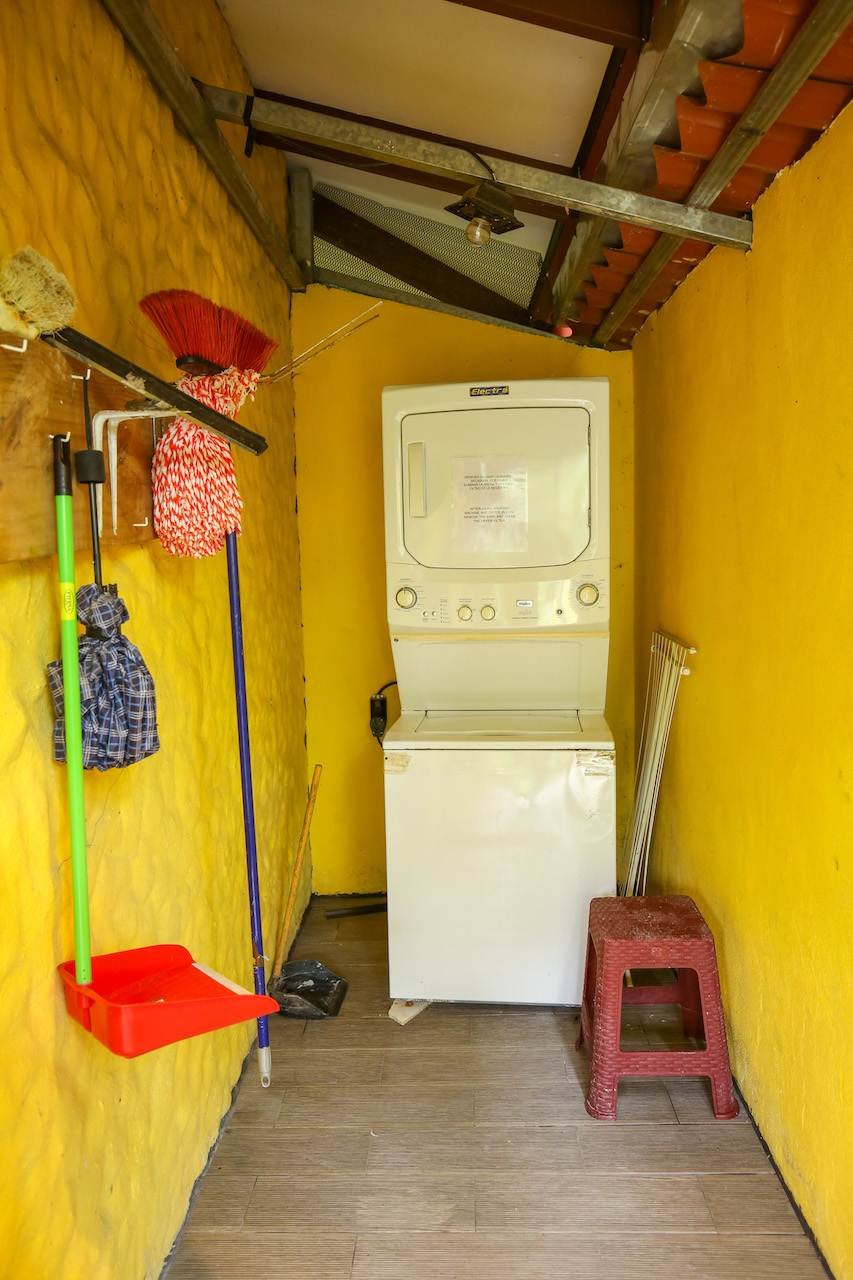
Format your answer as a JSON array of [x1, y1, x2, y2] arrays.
[[633, 106, 853, 1277], [0, 4, 306, 1278], [293, 290, 634, 893]]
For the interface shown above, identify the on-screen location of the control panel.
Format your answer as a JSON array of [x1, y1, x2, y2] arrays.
[[388, 561, 609, 631]]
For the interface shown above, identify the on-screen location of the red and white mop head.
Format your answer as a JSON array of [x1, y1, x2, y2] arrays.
[[139, 290, 277, 559]]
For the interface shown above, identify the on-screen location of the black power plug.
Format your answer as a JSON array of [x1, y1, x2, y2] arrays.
[[369, 680, 397, 746], [370, 693, 388, 744]]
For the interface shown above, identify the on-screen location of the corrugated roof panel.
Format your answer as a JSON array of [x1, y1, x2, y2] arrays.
[[570, 3, 853, 346], [698, 60, 851, 124]]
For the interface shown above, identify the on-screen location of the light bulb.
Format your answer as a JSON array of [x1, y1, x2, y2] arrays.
[[465, 216, 491, 247]]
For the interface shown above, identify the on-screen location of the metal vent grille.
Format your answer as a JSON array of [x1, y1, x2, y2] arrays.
[[313, 183, 542, 308], [314, 239, 432, 300]]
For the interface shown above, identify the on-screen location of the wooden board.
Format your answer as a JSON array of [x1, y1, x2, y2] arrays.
[[0, 339, 155, 563]]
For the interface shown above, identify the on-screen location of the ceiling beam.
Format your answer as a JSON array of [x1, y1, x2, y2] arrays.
[[528, 214, 577, 325], [313, 268, 561, 340], [97, 0, 302, 289], [313, 193, 529, 325], [441, 0, 651, 49], [553, 0, 745, 322], [252, 129, 561, 220], [537, 43, 640, 322], [199, 83, 752, 250], [594, 0, 853, 343]]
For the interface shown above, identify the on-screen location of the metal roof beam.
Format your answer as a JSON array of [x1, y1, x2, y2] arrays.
[[98, 0, 303, 290], [199, 83, 751, 250], [553, 0, 745, 321], [595, 0, 853, 343], [441, 0, 651, 49]]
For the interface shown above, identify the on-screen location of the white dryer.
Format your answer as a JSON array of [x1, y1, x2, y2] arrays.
[[382, 379, 615, 1005]]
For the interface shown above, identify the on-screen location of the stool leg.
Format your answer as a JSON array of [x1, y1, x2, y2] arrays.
[[676, 968, 703, 1040], [585, 952, 623, 1120], [577, 935, 596, 1050], [696, 959, 739, 1119]]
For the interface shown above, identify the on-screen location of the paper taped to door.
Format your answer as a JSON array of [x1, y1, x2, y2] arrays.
[[453, 456, 528, 552]]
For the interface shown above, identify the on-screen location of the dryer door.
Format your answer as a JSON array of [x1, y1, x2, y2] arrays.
[[401, 406, 590, 569]]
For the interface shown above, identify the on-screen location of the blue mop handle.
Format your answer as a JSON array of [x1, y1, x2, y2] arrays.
[[226, 531, 271, 1086]]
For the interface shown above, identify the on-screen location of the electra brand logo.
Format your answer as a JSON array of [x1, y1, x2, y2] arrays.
[[469, 384, 509, 397]]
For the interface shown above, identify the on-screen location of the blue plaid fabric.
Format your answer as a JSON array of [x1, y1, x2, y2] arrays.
[[47, 584, 159, 771]]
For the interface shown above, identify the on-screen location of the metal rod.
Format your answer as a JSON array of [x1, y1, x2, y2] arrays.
[[53, 436, 91, 983], [40, 329, 268, 455], [595, 0, 853, 343], [225, 531, 271, 1086], [199, 83, 752, 250], [81, 380, 103, 589]]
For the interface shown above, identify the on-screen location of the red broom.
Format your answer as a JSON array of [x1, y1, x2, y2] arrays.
[[140, 289, 277, 377], [140, 290, 277, 558], [140, 288, 279, 1085]]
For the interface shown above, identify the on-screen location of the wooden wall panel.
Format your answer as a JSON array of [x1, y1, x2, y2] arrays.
[[0, 340, 155, 564]]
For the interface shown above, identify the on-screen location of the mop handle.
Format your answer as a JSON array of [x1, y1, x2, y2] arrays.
[[225, 531, 271, 1086], [53, 437, 91, 984]]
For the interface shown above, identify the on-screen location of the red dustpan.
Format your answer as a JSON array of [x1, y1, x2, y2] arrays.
[[59, 945, 278, 1058], [51, 436, 276, 1063]]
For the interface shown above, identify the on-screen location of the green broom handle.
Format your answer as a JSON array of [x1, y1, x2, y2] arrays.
[[53, 437, 91, 984]]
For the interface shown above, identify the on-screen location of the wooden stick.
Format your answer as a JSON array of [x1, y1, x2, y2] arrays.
[[272, 765, 322, 973]]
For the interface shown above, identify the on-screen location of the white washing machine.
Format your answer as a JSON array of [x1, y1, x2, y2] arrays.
[[382, 379, 615, 1005]]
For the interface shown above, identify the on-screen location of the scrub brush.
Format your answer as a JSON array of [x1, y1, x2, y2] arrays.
[[0, 246, 76, 338]]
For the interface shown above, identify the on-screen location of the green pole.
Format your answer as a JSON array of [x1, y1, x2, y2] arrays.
[[53, 437, 91, 984]]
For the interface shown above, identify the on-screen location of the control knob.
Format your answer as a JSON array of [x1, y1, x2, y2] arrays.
[[395, 586, 417, 609], [457, 605, 473, 621], [577, 583, 600, 607], [480, 604, 496, 621]]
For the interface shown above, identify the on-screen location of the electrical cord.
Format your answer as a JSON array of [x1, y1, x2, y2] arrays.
[[467, 151, 496, 181], [370, 680, 397, 746]]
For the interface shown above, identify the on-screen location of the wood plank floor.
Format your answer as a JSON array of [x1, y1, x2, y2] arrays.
[[166, 898, 825, 1280]]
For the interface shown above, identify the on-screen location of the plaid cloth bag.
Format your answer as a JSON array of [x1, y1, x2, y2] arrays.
[[47, 584, 159, 770]]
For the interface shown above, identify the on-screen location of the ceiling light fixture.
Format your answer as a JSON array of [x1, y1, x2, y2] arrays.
[[445, 180, 524, 249]]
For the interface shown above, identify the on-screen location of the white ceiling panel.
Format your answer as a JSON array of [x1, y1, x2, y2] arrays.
[[219, 0, 611, 168]]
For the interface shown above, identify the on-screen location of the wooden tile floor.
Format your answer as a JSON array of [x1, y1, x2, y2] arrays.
[[166, 898, 825, 1279]]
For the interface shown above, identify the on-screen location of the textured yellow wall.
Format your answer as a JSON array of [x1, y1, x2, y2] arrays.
[[293, 289, 633, 893], [633, 106, 853, 1277], [0, 4, 305, 1278]]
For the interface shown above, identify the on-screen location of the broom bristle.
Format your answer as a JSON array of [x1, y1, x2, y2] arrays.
[[139, 289, 277, 372]]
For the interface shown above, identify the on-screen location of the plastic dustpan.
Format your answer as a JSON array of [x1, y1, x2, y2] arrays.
[[58, 944, 279, 1058]]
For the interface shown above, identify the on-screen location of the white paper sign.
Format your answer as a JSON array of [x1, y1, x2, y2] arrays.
[[453, 455, 528, 552]]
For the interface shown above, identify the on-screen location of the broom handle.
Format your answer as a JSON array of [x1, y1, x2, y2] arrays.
[[273, 764, 322, 974], [226, 531, 271, 1086], [53, 436, 91, 984]]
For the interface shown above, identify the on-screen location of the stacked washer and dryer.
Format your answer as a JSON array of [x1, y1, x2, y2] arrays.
[[381, 379, 615, 1006]]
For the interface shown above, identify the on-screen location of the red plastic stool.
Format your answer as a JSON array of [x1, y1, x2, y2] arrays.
[[578, 895, 739, 1120]]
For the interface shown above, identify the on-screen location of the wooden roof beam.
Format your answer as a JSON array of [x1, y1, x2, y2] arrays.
[[441, 1, 651, 49], [313, 193, 529, 325], [97, 0, 303, 289]]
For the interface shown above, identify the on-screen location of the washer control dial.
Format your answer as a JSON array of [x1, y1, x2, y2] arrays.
[[480, 604, 496, 621], [395, 586, 417, 609], [457, 604, 473, 621], [577, 583, 600, 607]]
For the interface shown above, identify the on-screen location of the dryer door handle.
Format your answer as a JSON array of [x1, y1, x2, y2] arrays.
[[407, 441, 427, 518]]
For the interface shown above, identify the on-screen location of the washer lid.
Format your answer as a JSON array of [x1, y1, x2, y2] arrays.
[[384, 710, 614, 750]]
